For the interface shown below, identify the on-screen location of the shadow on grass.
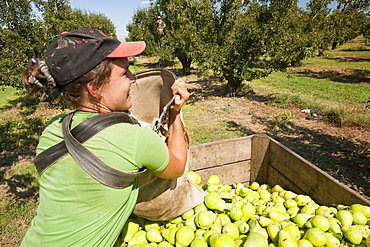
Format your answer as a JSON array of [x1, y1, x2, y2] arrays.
[[296, 68, 370, 84]]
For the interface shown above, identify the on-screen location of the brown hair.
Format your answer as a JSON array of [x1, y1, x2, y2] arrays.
[[22, 58, 114, 108]]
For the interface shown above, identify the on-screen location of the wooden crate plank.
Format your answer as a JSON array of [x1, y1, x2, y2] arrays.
[[267, 138, 370, 206], [188, 137, 252, 171], [193, 161, 251, 186], [250, 134, 271, 184]]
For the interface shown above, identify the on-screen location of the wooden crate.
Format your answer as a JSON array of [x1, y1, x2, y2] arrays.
[[188, 134, 370, 207]]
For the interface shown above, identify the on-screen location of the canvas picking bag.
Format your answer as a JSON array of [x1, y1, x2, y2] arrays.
[[130, 69, 207, 221]]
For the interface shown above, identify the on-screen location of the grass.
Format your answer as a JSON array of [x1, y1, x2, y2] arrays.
[[1, 36, 370, 245]]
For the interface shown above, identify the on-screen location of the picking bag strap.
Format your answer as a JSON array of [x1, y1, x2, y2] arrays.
[[62, 113, 145, 189], [34, 112, 146, 189]]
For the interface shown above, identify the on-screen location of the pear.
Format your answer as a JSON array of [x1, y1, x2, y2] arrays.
[[273, 196, 286, 205], [249, 220, 268, 239], [259, 216, 274, 227], [146, 227, 163, 243], [284, 199, 298, 209], [186, 171, 202, 185], [287, 206, 300, 218], [278, 229, 298, 247], [162, 227, 178, 245], [366, 233, 370, 247], [336, 210, 353, 227], [292, 213, 313, 228], [121, 217, 140, 243], [218, 213, 232, 225], [194, 203, 208, 214], [195, 210, 216, 229], [241, 202, 257, 221], [222, 223, 240, 240], [284, 223, 301, 241], [127, 230, 148, 246], [269, 211, 289, 223], [230, 206, 243, 221], [350, 204, 370, 217], [204, 192, 223, 210], [158, 241, 174, 247], [195, 229, 206, 236], [267, 222, 281, 243], [324, 232, 340, 247], [310, 215, 330, 232], [343, 226, 363, 245], [168, 216, 183, 225], [243, 232, 268, 247], [352, 211, 367, 225], [210, 233, 236, 247], [175, 226, 195, 247], [239, 187, 252, 198], [182, 208, 195, 220], [272, 184, 285, 193], [315, 206, 335, 218], [260, 190, 272, 202], [144, 220, 161, 231], [207, 175, 220, 185], [297, 239, 313, 247], [203, 229, 216, 242], [283, 191, 298, 200], [190, 236, 208, 247], [250, 181, 260, 190], [303, 228, 326, 247], [185, 215, 198, 231], [207, 184, 219, 193], [294, 195, 312, 207], [234, 220, 250, 234], [327, 217, 342, 235], [211, 215, 223, 233]]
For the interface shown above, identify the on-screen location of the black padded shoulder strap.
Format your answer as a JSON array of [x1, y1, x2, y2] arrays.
[[34, 111, 140, 177]]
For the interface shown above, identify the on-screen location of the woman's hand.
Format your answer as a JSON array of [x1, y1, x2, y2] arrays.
[[170, 79, 190, 112]]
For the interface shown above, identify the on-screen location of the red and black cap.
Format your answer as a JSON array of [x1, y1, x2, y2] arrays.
[[45, 28, 146, 86]]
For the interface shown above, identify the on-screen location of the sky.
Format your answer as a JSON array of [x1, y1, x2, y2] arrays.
[[68, 0, 310, 41]]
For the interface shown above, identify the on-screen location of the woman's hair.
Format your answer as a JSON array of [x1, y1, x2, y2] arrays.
[[22, 58, 114, 108]]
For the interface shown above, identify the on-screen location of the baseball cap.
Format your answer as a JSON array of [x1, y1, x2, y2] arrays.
[[45, 28, 146, 86]]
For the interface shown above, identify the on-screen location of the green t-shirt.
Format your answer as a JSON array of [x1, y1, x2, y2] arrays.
[[21, 112, 169, 247]]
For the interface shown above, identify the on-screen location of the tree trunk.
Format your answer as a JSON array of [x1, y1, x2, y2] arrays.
[[175, 48, 192, 75]]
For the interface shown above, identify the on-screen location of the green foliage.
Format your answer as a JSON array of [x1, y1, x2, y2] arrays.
[[0, 0, 116, 89]]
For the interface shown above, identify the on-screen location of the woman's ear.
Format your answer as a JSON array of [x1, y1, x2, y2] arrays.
[[86, 81, 102, 99]]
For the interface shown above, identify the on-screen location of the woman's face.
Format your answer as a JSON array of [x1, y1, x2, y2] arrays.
[[99, 57, 136, 112]]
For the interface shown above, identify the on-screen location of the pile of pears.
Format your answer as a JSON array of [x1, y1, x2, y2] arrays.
[[119, 171, 370, 247]]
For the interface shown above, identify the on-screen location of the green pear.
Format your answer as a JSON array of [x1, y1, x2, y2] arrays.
[[186, 171, 202, 185], [352, 211, 367, 225], [190, 236, 208, 247], [158, 241, 174, 247], [287, 206, 300, 218], [234, 220, 250, 234], [310, 215, 330, 232], [343, 226, 363, 245], [284, 199, 298, 209], [195, 229, 206, 236], [260, 190, 272, 202], [218, 213, 232, 225], [297, 239, 313, 247], [328, 217, 342, 235], [207, 184, 219, 193], [127, 230, 148, 246], [324, 232, 340, 247], [303, 228, 326, 247], [182, 208, 195, 220], [146, 227, 163, 243], [203, 229, 216, 242], [204, 192, 223, 210], [278, 229, 298, 247], [272, 184, 285, 193], [163, 227, 178, 245], [210, 233, 236, 247], [258, 216, 274, 227], [207, 175, 220, 185], [336, 210, 353, 227], [175, 226, 195, 247], [169, 216, 183, 225], [242, 202, 256, 221], [230, 206, 243, 221], [249, 182, 260, 190], [283, 191, 297, 200], [185, 215, 197, 232], [292, 213, 313, 228], [194, 203, 208, 214], [121, 217, 140, 243], [267, 222, 281, 243], [315, 206, 335, 218], [269, 211, 289, 223], [239, 187, 252, 198], [195, 211, 216, 229], [211, 215, 223, 233], [350, 204, 370, 217], [283, 223, 301, 241], [243, 232, 268, 247], [294, 195, 312, 207], [222, 223, 240, 240], [249, 220, 268, 239]]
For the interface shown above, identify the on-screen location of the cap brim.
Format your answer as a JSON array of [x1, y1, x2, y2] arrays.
[[106, 41, 146, 58]]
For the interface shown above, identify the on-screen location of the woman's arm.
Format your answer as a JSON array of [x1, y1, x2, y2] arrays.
[[152, 79, 189, 179]]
